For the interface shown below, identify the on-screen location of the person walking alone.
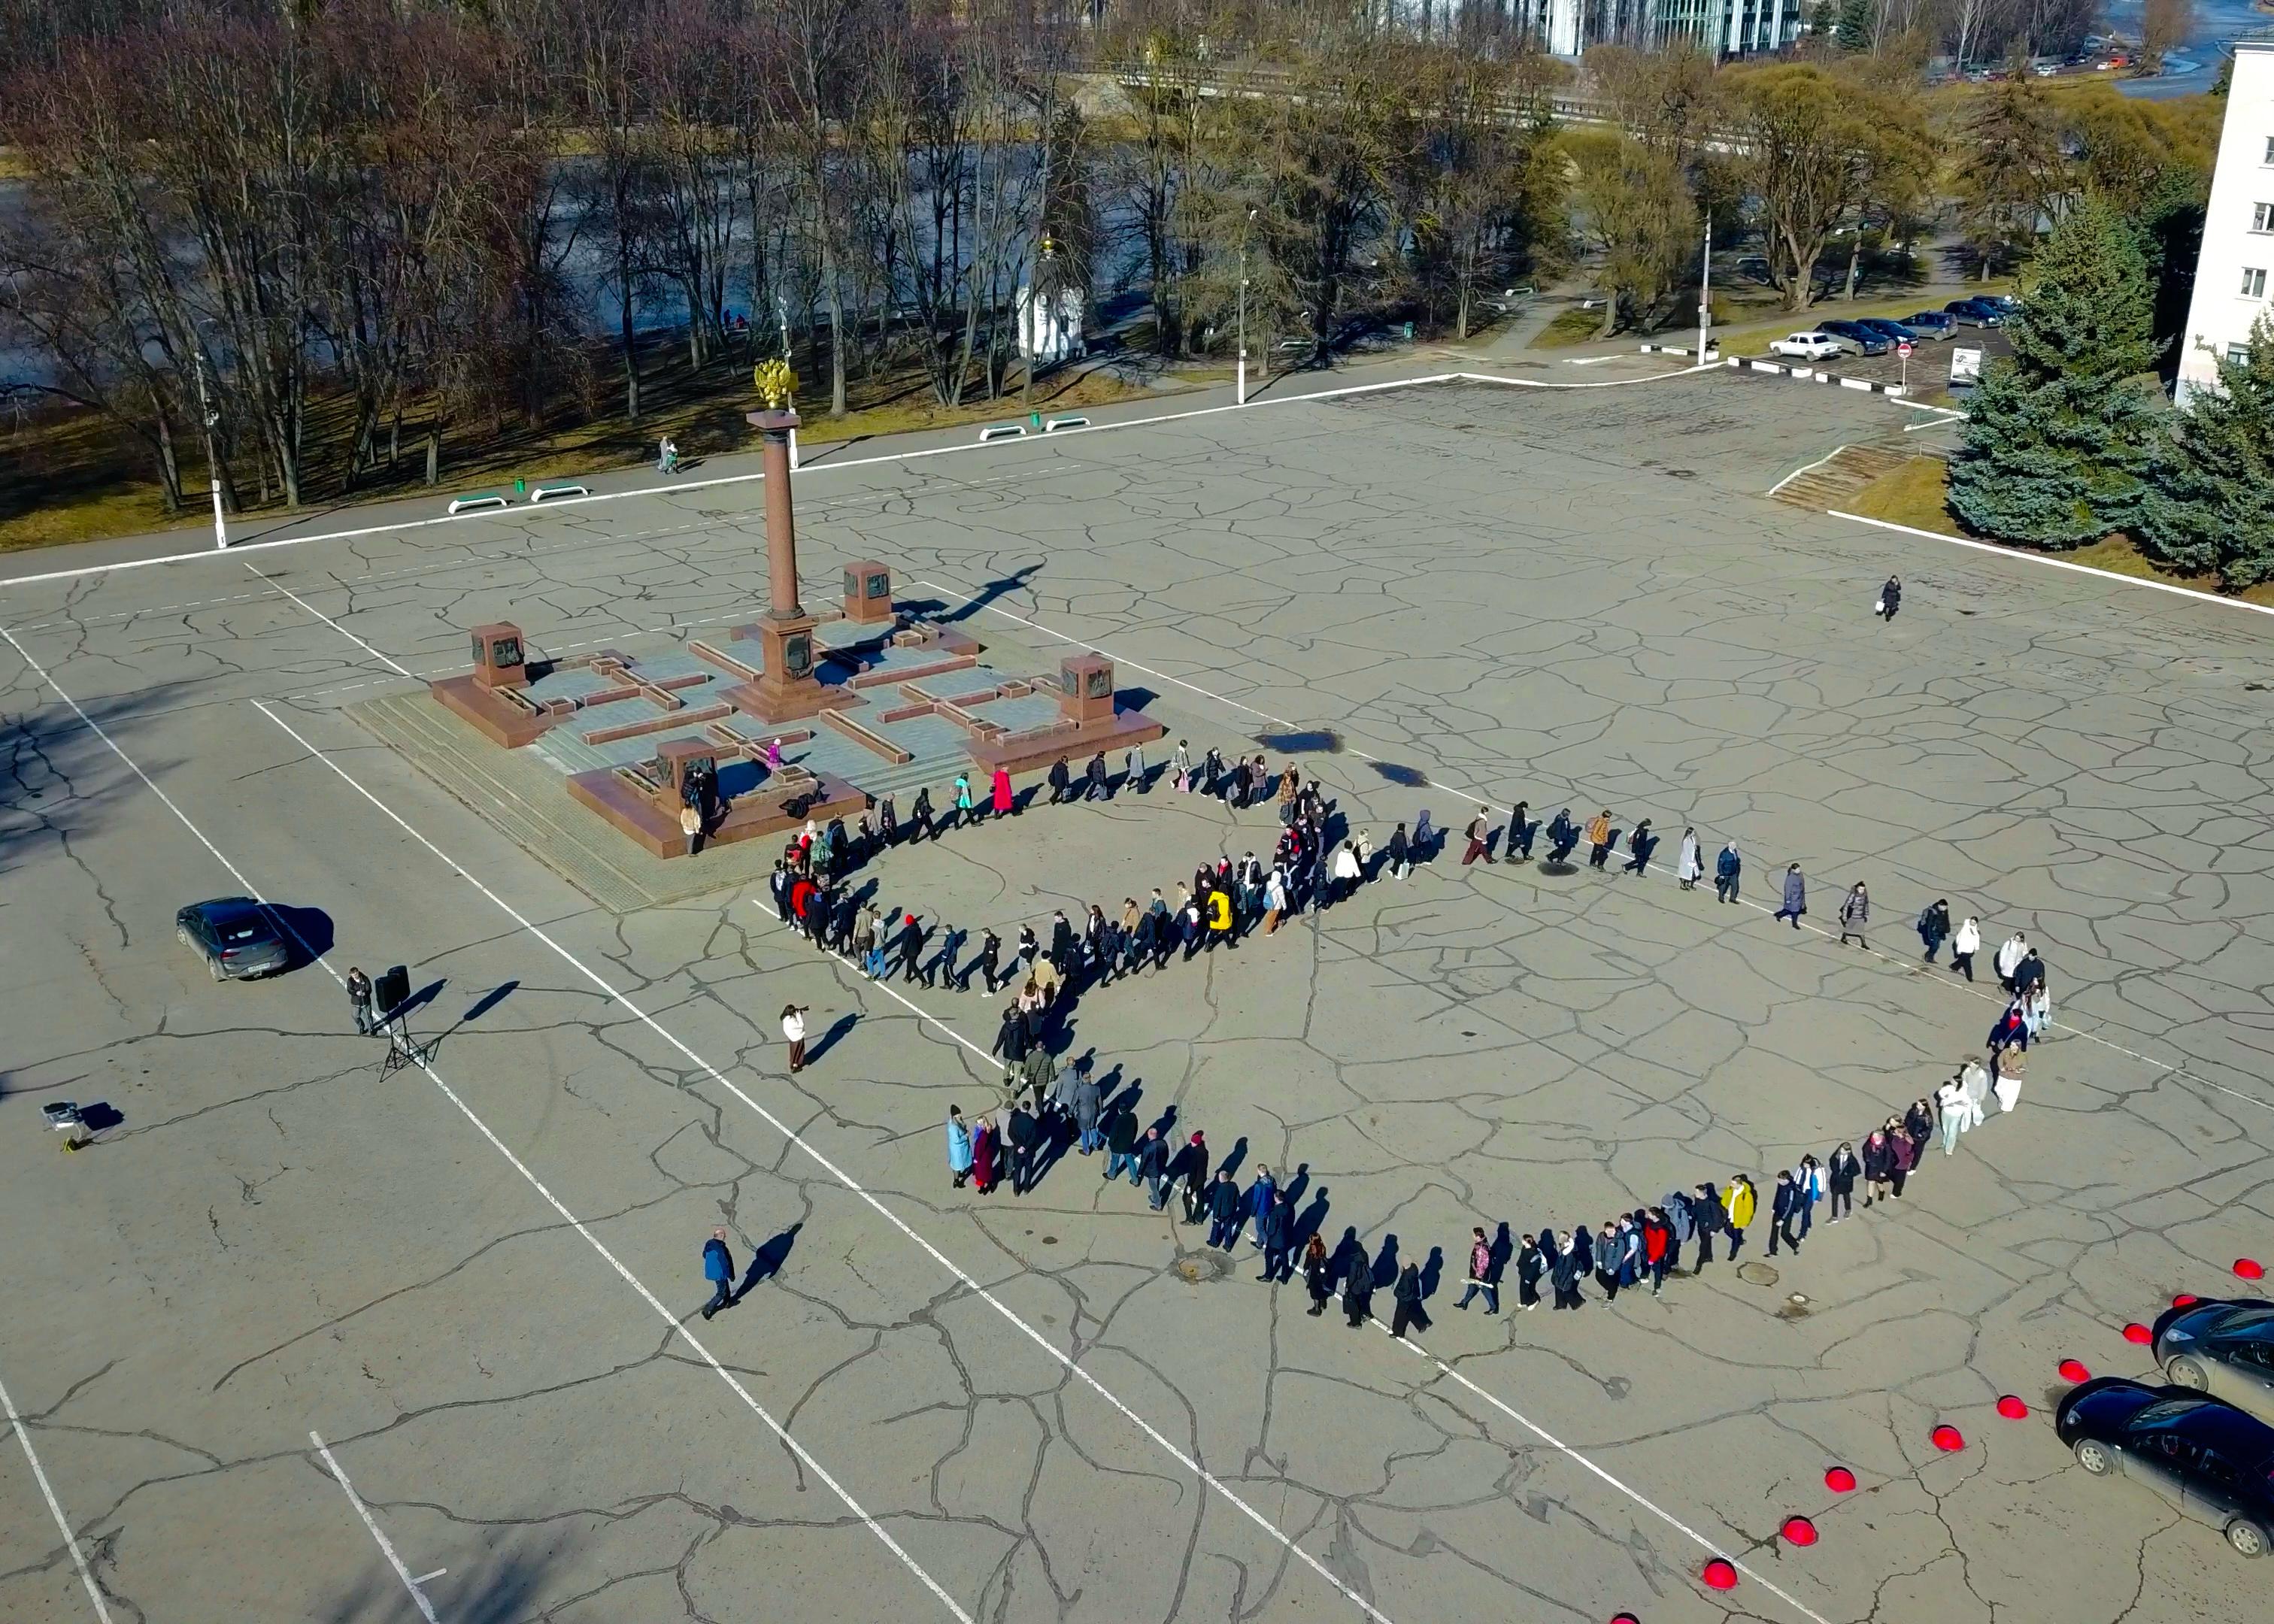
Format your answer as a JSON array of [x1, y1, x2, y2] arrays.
[[781, 1003, 809, 1073], [699, 1228, 735, 1320], [1877, 574, 1902, 623], [1715, 841, 1741, 904], [1773, 863, 1806, 927], [1837, 882, 1870, 947], [1455, 1227, 1499, 1312]]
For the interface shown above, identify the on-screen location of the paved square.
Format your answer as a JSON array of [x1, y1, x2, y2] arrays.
[[2, 367, 2269, 1624]]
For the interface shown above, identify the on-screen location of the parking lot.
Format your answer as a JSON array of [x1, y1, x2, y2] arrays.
[[2, 365, 2269, 1624]]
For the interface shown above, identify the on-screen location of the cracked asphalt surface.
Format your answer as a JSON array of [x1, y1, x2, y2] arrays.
[[1, 368, 2268, 1624]]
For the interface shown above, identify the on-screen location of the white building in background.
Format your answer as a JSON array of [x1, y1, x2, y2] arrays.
[[1408, 0, 1799, 56], [2176, 39, 2274, 404]]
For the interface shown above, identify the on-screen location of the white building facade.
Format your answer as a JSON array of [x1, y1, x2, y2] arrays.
[[2177, 39, 2274, 404], [1487, 0, 1799, 56]]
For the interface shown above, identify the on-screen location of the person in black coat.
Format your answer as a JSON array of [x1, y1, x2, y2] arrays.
[[1508, 801, 1536, 861], [1048, 910, 1077, 971], [1006, 1104, 1040, 1196], [1878, 574, 1902, 622], [1390, 1261, 1430, 1338], [910, 786, 935, 843], [1767, 1169, 1803, 1256], [1204, 1169, 1242, 1249], [898, 914, 929, 986], [1691, 1181, 1724, 1269], [1259, 1192, 1294, 1283], [1342, 1242, 1375, 1326], [1917, 898, 1951, 964], [1048, 756, 1072, 804], [1826, 1141, 1860, 1222], [1514, 1235, 1544, 1310], [1548, 1234, 1584, 1309], [1545, 809, 1579, 865], [1302, 1235, 1333, 1316], [1136, 1124, 1171, 1209]]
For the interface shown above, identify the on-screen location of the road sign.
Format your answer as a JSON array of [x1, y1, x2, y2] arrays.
[[1897, 341, 1913, 358], [1951, 347, 1983, 387]]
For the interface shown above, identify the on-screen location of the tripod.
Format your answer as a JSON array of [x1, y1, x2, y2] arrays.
[[377, 1018, 435, 1078]]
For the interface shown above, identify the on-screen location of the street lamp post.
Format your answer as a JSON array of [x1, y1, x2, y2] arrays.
[[1238, 206, 1256, 406], [193, 354, 226, 550], [1696, 215, 1712, 365]]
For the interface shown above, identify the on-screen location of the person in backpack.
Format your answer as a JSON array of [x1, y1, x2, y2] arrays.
[[1767, 1170, 1802, 1256], [1918, 898, 1951, 963], [1691, 1181, 1726, 1270], [1662, 1189, 1694, 1272]]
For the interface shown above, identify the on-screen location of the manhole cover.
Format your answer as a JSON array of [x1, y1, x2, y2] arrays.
[[1174, 1252, 1229, 1284], [1736, 1262, 1781, 1287], [1777, 1291, 1811, 1320], [1664, 468, 1697, 479], [1041, 1235, 1058, 1245]]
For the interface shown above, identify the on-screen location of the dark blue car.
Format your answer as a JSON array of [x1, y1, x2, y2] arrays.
[[1857, 317, 1921, 345], [1902, 310, 1958, 339], [1946, 298, 2006, 327], [2054, 1377, 2274, 1558]]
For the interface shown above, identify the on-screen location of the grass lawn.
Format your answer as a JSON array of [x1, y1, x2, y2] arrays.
[[0, 347, 1178, 555], [1534, 305, 1611, 348], [1844, 455, 2274, 608]]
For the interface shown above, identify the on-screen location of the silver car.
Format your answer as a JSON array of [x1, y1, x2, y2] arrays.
[[176, 897, 293, 980], [2156, 1299, 2274, 1426]]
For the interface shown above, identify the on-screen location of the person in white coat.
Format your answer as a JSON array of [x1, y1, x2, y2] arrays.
[[1676, 828, 1702, 891], [1959, 1056, 1992, 1123], [1994, 932, 2028, 992], [1950, 916, 1982, 982], [1935, 1074, 1975, 1156]]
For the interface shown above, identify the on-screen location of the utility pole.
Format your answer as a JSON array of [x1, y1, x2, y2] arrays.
[[194, 353, 226, 550], [774, 296, 799, 471], [1238, 206, 1256, 406], [1696, 214, 1713, 365]]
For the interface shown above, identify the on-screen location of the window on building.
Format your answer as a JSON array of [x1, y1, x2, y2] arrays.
[[2266, 136, 2274, 165], [2256, 202, 2274, 232], [2246, 268, 2269, 298], [2230, 344, 2252, 365]]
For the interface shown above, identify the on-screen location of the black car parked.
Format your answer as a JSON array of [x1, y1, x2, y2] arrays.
[[1818, 318, 1892, 356], [1902, 310, 1958, 339], [177, 897, 293, 980], [1857, 317, 1921, 345], [1946, 298, 2006, 327], [2054, 1377, 2274, 1558], [2156, 1300, 2274, 1426]]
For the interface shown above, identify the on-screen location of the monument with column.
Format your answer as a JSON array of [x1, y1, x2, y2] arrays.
[[732, 362, 857, 724]]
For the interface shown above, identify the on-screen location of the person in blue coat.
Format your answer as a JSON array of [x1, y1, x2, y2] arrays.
[[1245, 1165, 1278, 1246], [946, 1105, 975, 1189], [1714, 841, 1741, 904], [700, 1229, 735, 1320]]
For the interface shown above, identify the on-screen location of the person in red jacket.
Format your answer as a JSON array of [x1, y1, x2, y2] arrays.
[[1642, 1209, 1673, 1295]]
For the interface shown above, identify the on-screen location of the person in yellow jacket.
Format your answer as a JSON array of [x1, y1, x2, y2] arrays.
[[1205, 885, 1236, 950], [1585, 809, 1616, 870], [1722, 1174, 1757, 1261]]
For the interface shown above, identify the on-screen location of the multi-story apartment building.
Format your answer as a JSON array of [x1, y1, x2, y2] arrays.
[[2176, 39, 2274, 404]]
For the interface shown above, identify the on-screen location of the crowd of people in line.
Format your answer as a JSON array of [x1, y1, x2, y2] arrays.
[[939, 1038, 2036, 1335]]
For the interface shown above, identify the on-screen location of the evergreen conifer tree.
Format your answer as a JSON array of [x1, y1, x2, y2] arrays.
[[1948, 198, 2165, 548], [2139, 315, 2274, 586], [1835, 0, 1873, 51]]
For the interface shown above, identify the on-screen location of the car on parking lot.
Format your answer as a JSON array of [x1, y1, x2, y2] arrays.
[[1817, 319, 1891, 356], [1769, 331, 1845, 359], [1946, 298, 2006, 326], [2155, 1300, 2274, 1425], [1982, 292, 2024, 315], [2054, 1377, 2274, 1558], [1901, 310, 1958, 339], [177, 897, 293, 980], [1857, 317, 1921, 345]]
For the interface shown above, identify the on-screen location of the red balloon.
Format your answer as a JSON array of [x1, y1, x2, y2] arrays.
[[1781, 1516, 1819, 1547], [1701, 1558, 1739, 1591], [1824, 1466, 1857, 1493], [2058, 1359, 2091, 1383], [2236, 1259, 2266, 1280], [1931, 1424, 1966, 1453], [1997, 1395, 2029, 1419], [2122, 1323, 2152, 1344], [2172, 1293, 2198, 1308]]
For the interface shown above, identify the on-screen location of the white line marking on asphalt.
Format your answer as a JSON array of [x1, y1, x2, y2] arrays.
[[411, 1569, 447, 1586], [1373, 1326, 1834, 1624], [241, 561, 414, 677], [0, 359, 1714, 589], [0, 1366, 114, 1624], [0, 627, 972, 1624], [250, 696, 1405, 1624], [914, 579, 2272, 1121], [308, 1432, 442, 1624], [1830, 509, 2274, 623]]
